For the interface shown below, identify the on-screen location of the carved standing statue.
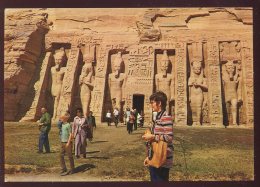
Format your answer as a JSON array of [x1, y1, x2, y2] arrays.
[[79, 55, 94, 116], [188, 61, 208, 126], [222, 60, 242, 125], [109, 52, 125, 110], [155, 50, 174, 114], [51, 48, 66, 119]]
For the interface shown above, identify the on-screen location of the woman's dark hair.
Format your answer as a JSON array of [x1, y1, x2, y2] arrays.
[[76, 108, 83, 113], [149, 91, 167, 110]]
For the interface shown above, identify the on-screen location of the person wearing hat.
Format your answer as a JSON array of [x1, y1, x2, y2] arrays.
[[59, 114, 75, 176]]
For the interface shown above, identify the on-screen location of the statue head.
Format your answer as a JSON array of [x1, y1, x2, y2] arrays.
[[54, 48, 66, 67], [83, 54, 94, 64], [225, 60, 235, 78], [160, 50, 169, 73], [113, 52, 123, 74], [192, 61, 202, 75]]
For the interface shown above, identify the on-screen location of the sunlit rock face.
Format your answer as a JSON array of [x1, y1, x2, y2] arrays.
[[4, 8, 253, 127]]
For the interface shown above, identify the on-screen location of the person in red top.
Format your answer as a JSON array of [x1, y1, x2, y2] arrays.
[[142, 91, 174, 181]]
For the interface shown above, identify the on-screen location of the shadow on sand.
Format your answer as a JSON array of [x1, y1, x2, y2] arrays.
[[74, 164, 96, 173]]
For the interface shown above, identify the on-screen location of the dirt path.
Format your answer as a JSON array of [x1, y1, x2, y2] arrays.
[[5, 173, 137, 182], [5, 122, 147, 182]]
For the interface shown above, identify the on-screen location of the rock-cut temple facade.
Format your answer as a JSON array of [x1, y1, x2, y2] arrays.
[[4, 8, 253, 126]]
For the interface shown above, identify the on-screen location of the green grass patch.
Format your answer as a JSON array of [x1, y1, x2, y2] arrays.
[[4, 122, 254, 181]]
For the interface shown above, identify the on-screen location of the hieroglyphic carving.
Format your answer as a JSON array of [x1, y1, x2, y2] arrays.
[[91, 43, 129, 120], [241, 41, 254, 125], [175, 43, 187, 125], [56, 47, 80, 120], [125, 44, 155, 120], [128, 56, 153, 77], [207, 42, 223, 125], [20, 52, 52, 121], [154, 42, 186, 124]]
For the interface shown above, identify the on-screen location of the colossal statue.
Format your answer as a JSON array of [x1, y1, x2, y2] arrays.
[[155, 50, 175, 115], [188, 60, 208, 126], [79, 55, 94, 116], [108, 52, 125, 110], [51, 48, 66, 119], [222, 60, 242, 125]]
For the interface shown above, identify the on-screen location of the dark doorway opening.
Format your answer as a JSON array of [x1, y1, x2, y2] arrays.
[[133, 94, 144, 114]]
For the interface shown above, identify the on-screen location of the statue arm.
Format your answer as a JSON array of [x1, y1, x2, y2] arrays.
[[188, 77, 193, 87], [86, 68, 94, 87], [79, 67, 86, 85], [199, 78, 208, 91]]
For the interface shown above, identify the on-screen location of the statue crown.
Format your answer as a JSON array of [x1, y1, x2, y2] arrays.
[[54, 47, 66, 59]]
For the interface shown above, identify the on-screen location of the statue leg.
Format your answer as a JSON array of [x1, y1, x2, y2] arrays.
[[81, 99, 86, 117], [196, 106, 202, 126], [231, 99, 238, 125], [191, 104, 198, 126], [53, 96, 58, 119], [111, 98, 116, 111]]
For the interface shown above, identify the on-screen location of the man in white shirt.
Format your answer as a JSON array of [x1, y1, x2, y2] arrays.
[[113, 108, 119, 127]]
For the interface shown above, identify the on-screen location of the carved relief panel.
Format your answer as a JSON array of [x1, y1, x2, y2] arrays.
[[125, 45, 154, 119], [240, 41, 253, 125], [219, 41, 243, 126], [92, 42, 129, 122], [187, 42, 208, 126], [154, 42, 187, 125], [56, 46, 80, 121], [72, 44, 96, 117], [206, 41, 223, 126], [154, 49, 175, 116]]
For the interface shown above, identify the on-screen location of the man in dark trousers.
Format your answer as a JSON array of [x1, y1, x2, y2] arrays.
[[86, 111, 96, 140], [38, 107, 51, 153]]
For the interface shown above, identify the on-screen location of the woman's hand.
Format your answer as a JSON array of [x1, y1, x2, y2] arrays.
[[144, 157, 149, 167], [142, 134, 155, 141]]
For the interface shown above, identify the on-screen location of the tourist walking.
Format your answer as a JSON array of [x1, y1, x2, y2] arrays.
[[113, 108, 119, 127], [86, 111, 96, 141], [59, 113, 75, 176], [125, 107, 131, 125], [127, 111, 135, 134], [38, 107, 51, 153], [72, 108, 87, 159], [106, 110, 112, 126]]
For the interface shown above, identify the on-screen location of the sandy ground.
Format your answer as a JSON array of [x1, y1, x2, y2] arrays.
[[4, 122, 146, 182], [5, 173, 138, 182]]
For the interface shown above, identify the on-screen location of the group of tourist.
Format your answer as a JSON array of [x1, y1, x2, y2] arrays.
[[37, 107, 96, 176], [105, 107, 145, 134], [37, 91, 173, 181]]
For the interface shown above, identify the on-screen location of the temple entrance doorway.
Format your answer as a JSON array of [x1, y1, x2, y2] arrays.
[[132, 94, 144, 114]]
